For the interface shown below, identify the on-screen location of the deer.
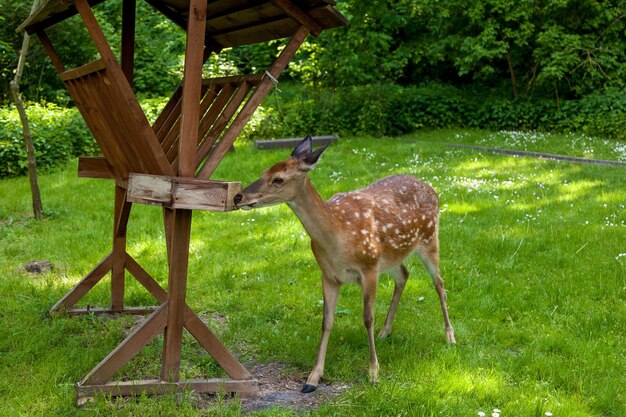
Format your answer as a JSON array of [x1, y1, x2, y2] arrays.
[[233, 136, 455, 393]]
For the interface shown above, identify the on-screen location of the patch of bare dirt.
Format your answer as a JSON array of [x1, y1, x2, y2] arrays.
[[239, 362, 350, 413], [194, 362, 350, 413]]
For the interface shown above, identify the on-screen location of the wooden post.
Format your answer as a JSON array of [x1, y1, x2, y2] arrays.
[[161, 0, 207, 383], [161, 209, 192, 381], [178, 0, 207, 177], [121, 0, 136, 85], [197, 26, 310, 179], [111, 185, 132, 310]]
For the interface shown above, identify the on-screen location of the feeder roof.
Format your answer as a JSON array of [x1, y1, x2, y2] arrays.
[[18, 0, 348, 47]]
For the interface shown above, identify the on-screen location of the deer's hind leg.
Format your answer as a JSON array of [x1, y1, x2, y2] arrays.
[[378, 264, 409, 339], [416, 238, 456, 344]]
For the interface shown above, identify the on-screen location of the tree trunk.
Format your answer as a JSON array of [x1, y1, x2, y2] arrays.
[[506, 51, 519, 99], [11, 0, 43, 220]]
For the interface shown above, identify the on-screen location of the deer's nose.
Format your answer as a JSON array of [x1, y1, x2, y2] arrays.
[[233, 194, 243, 205]]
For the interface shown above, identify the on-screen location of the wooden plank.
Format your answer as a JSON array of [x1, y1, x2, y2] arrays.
[[161, 209, 192, 382], [65, 306, 159, 316], [127, 173, 242, 212], [177, 82, 234, 163], [213, 16, 297, 47], [77, 378, 258, 399], [82, 302, 169, 385], [254, 135, 336, 149], [78, 157, 114, 179], [178, 0, 208, 177], [49, 252, 113, 314], [153, 84, 182, 140], [202, 73, 264, 87], [195, 82, 253, 167], [61, 59, 106, 81], [197, 25, 309, 179], [206, 3, 285, 34], [271, 0, 322, 36]]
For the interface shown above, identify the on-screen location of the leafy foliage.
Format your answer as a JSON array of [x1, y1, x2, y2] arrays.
[[243, 82, 626, 141], [0, 103, 97, 177]]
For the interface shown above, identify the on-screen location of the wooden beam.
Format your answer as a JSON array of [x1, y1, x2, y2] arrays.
[[77, 378, 258, 400], [121, 0, 136, 85], [82, 302, 169, 385], [73, 0, 117, 63], [178, 0, 208, 177], [35, 31, 65, 73], [111, 186, 132, 310], [65, 306, 159, 316], [271, 0, 322, 36], [48, 252, 113, 314], [161, 209, 192, 382], [127, 173, 242, 212], [197, 25, 310, 179], [78, 157, 114, 179]]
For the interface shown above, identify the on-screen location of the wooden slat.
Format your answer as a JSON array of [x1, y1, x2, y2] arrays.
[[65, 78, 132, 178], [165, 83, 231, 163], [61, 59, 107, 81], [198, 25, 310, 178], [271, 0, 322, 36], [65, 306, 159, 316], [195, 82, 253, 167], [78, 157, 114, 179], [202, 73, 264, 86], [213, 16, 297, 47], [153, 84, 183, 140], [77, 378, 258, 399], [82, 302, 169, 385], [127, 173, 242, 212], [206, 3, 285, 34]]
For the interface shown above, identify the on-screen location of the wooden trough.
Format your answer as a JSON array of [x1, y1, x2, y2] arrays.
[[18, 0, 347, 403]]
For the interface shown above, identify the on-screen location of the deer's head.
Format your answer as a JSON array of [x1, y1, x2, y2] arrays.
[[234, 136, 331, 210]]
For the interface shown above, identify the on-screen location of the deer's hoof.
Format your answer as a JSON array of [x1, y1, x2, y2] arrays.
[[301, 384, 317, 394]]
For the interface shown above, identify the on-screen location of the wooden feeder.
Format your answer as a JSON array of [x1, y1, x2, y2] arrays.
[[18, 0, 347, 403]]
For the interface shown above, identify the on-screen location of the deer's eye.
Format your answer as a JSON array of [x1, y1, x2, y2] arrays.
[[271, 177, 284, 186]]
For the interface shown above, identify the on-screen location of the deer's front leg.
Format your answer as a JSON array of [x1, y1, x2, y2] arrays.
[[361, 270, 379, 382], [302, 277, 339, 393]]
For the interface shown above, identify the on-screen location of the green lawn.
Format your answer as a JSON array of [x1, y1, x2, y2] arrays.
[[0, 130, 624, 416]]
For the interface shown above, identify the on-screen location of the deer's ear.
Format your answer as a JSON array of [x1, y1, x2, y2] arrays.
[[300, 140, 332, 170], [291, 136, 313, 159]]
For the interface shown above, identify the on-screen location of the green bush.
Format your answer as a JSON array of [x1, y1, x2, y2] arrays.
[[0, 103, 98, 178], [244, 83, 626, 142]]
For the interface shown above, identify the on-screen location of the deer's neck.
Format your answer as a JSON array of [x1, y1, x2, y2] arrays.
[[287, 177, 334, 246]]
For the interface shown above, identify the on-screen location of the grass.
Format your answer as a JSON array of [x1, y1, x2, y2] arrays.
[[0, 129, 624, 416]]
